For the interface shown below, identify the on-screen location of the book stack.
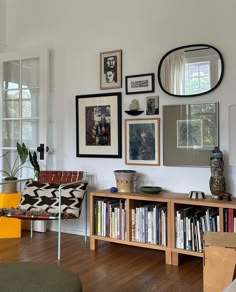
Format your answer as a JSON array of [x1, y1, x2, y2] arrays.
[[131, 203, 167, 246], [95, 198, 127, 240], [175, 206, 219, 252]]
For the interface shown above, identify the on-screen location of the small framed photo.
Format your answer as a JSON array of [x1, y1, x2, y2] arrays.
[[100, 49, 122, 90], [125, 118, 160, 166], [146, 96, 159, 115], [125, 73, 155, 95], [76, 92, 122, 158]]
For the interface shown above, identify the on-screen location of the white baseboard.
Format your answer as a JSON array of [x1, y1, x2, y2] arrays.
[[49, 225, 90, 236]]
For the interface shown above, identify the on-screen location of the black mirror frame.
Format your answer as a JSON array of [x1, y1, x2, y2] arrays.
[[157, 44, 224, 98]]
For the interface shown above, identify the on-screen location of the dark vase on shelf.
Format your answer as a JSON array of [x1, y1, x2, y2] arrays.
[[209, 146, 226, 199]]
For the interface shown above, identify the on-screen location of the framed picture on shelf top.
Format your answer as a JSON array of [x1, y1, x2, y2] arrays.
[[75, 92, 122, 158], [125, 118, 160, 166], [100, 49, 122, 90], [125, 73, 155, 94]]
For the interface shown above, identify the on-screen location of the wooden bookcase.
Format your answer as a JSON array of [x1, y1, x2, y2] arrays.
[[90, 189, 236, 266], [170, 194, 236, 265]]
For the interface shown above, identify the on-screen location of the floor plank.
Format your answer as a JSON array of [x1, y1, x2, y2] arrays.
[[0, 231, 203, 291]]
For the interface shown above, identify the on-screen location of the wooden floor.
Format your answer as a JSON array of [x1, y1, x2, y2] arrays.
[[0, 231, 203, 292]]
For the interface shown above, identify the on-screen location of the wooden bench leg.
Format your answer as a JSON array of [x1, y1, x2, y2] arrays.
[[171, 251, 179, 266], [165, 251, 172, 265], [90, 238, 97, 251]]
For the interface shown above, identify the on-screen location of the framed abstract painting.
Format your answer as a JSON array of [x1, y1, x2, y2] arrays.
[[76, 92, 122, 158]]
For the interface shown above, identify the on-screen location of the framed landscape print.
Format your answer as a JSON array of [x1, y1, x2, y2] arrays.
[[163, 102, 219, 166], [76, 92, 122, 158], [125, 73, 155, 94], [100, 49, 122, 90], [125, 118, 160, 166]]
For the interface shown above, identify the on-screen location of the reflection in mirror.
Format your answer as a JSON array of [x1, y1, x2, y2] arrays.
[[158, 44, 224, 97]]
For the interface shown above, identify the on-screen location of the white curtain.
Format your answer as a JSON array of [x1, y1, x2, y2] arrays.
[[161, 52, 185, 95]]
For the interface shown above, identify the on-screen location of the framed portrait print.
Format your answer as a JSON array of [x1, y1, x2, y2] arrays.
[[125, 73, 155, 94], [100, 49, 122, 90], [163, 102, 219, 166], [76, 92, 122, 158], [146, 96, 159, 115], [125, 118, 160, 166]]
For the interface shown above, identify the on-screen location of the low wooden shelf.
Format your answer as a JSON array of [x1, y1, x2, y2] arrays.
[[90, 189, 236, 266]]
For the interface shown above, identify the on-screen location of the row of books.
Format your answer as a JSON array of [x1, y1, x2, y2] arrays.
[[131, 203, 167, 246], [223, 208, 236, 232], [94, 199, 127, 240], [176, 206, 219, 252]]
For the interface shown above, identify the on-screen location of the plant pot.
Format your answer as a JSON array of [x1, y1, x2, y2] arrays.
[[3, 177, 17, 194], [114, 170, 136, 192]]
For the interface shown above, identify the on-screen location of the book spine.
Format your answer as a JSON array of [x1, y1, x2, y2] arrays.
[[97, 200, 102, 236], [131, 209, 135, 241], [228, 208, 234, 232], [153, 206, 157, 245], [224, 209, 228, 232], [176, 211, 180, 248], [148, 210, 153, 244]]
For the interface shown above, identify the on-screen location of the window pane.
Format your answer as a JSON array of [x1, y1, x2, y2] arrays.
[[2, 90, 20, 118], [1, 149, 17, 178], [185, 61, 210, 95], [2, 120, 20, 147], [22, 58, 40, 88], [22, 120, 39, 148], [22, 88, 39, 118], [3, 61, 20, 90]]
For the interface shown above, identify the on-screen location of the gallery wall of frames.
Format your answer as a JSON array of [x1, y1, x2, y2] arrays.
[[76, 45, 222, 168]]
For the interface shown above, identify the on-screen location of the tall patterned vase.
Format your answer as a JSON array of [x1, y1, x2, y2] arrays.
[[209, 146, 226, 199]]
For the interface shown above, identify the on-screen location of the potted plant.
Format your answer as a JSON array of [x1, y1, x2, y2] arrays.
[[0, 142, 40, 193]]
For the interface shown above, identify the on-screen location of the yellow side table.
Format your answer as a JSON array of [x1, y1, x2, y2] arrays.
[[0, 193, 21, 238]]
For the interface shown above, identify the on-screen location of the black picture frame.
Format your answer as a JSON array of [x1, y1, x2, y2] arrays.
[[100, 50, 122, 90], [76, 92, 122, 158], [125, 73, 155, 94]]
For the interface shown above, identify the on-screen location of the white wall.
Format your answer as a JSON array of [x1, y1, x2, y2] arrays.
[[3, 0, 236, 234], [0, 0, 6, 52]]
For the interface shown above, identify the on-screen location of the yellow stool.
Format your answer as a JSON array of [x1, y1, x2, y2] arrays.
[[0, 193, 21, 238]]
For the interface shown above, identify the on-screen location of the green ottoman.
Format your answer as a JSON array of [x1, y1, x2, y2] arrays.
[[0, 262, 82, 292]]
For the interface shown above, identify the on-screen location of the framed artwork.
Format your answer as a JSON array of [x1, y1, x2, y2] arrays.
[[146, 96, 159, 115], [163, 102, 219, 166], [125, 73, 155, 94], [125, 118, 160, 166], [75, 92, 122, 158], [100, 49, 122, 90]]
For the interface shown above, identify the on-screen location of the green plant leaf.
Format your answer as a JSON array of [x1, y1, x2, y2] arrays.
[[29, 151, 40, 174], [17, 142, 28, 164]]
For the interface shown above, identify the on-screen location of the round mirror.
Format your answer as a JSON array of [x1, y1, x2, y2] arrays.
[[157, 44, 224, 97]]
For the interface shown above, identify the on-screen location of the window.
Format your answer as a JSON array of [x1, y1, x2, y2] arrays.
[[184, 61, 211, 95]]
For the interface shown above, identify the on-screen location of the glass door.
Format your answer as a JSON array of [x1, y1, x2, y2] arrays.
[[0, 49, 49, 179]]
